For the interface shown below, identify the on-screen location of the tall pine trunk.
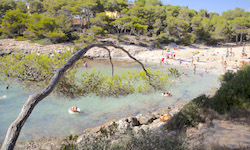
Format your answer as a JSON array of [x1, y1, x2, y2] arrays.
[[236, 33, 238, 45], [240, 33, 243, 45]]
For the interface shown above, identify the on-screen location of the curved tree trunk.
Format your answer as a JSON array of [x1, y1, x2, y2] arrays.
[[1, 43, 151, 150]]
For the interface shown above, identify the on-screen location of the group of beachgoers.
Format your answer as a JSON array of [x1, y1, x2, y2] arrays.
[[221, 47, 249, 72]]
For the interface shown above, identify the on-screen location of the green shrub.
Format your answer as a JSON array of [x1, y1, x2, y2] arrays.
[[157, 33, 169, 44], [14, 36, 27, 41], [73, 35, 97, 51], [118, 35, 129, 42], [88, 26, 107, 36], [166, 95, 209, 130], [153, 41, 162, 49], [44, 29, 67, 43], [111, 130, 184, 150], [168, 68, 181, 78], [138, 42, 148, 47], [211, 65, 250, 114], [167, 65, 250, 130], [77, 130, 184, 150]]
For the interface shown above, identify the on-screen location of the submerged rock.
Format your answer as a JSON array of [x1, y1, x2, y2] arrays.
[[154, 106, 173, 116]]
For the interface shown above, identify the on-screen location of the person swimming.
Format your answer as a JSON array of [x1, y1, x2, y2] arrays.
[[70, 106, 79, 112], [183, 72, 187, 77], [162, 92, 172, 97], [3, 84, 10, 91]]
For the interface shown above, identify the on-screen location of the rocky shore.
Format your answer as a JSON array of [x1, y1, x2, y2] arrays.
[[77, 100, 188, 142], [0, 39, 73, 54]]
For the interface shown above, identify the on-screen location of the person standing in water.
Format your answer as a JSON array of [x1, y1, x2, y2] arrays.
[[193, 64, 196, 75]]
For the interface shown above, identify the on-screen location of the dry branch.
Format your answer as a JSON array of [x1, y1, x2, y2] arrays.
[[103, 47, 114, 77]]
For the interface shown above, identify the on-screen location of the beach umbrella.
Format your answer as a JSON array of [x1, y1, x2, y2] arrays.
[[164, 53, 171, 56]]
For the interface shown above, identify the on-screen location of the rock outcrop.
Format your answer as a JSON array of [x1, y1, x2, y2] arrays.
[[76, 101, 186, 146]]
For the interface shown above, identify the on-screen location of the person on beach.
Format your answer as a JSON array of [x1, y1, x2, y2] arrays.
[[230, 48, 233, 59], [186, 63, 189, 68], [205, 68, 209, 73], [197, 57, 200, 62], [160, 58, 164, 66], [193, 64, 196, 75], [226, 49, 229, 60], [233, 60, 239, 69], [191, 57, 194, 66], [179, 59, 182, 65], [165, 60, 169, 65], [241, 47, 245, 59], [223, 61, 227, 72]]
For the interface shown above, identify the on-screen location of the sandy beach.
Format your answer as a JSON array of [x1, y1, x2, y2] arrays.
[[126, 44, 250, 75], [1, 39, 249, 75]]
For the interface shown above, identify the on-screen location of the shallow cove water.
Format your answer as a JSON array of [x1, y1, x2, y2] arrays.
[[0, 60, 220, 142]]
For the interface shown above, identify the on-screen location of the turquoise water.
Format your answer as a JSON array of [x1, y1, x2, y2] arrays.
[[0, 60, 220, 142]]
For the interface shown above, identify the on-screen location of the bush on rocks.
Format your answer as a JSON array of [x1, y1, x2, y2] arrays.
[[166, 65, 250, 131]]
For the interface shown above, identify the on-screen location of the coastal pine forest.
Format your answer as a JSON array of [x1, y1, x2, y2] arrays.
[[0, 0, 250, 46]]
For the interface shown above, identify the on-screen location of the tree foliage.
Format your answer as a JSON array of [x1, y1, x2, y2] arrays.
[[0, 0, 249, 44], [1, 9, 29, 37]]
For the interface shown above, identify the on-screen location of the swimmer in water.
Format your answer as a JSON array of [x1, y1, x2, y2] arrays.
[[162, 92, 172, 97], [3, 84, 9, 91], [70, 106, 79, 112], [183, 72, 187, 77]]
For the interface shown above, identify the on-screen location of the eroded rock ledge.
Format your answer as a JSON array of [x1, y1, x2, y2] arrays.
[[76, 101, 188, 144]]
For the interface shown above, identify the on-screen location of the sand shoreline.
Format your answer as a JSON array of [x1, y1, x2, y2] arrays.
[[1, 39, 249, 75]]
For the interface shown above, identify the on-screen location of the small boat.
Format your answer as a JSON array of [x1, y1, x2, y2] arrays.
[[0, 95, 7, 100], [68, 107, 81, 114]]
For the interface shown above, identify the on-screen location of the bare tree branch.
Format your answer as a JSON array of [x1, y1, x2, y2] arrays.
[[103, 47, 114, 77], [1, 43, 152, 150]]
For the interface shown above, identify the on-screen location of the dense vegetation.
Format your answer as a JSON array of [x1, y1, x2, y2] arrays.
[[0, 0, 249, 45], [0, 51, 172, 98], [167, 64, 250, 130]]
